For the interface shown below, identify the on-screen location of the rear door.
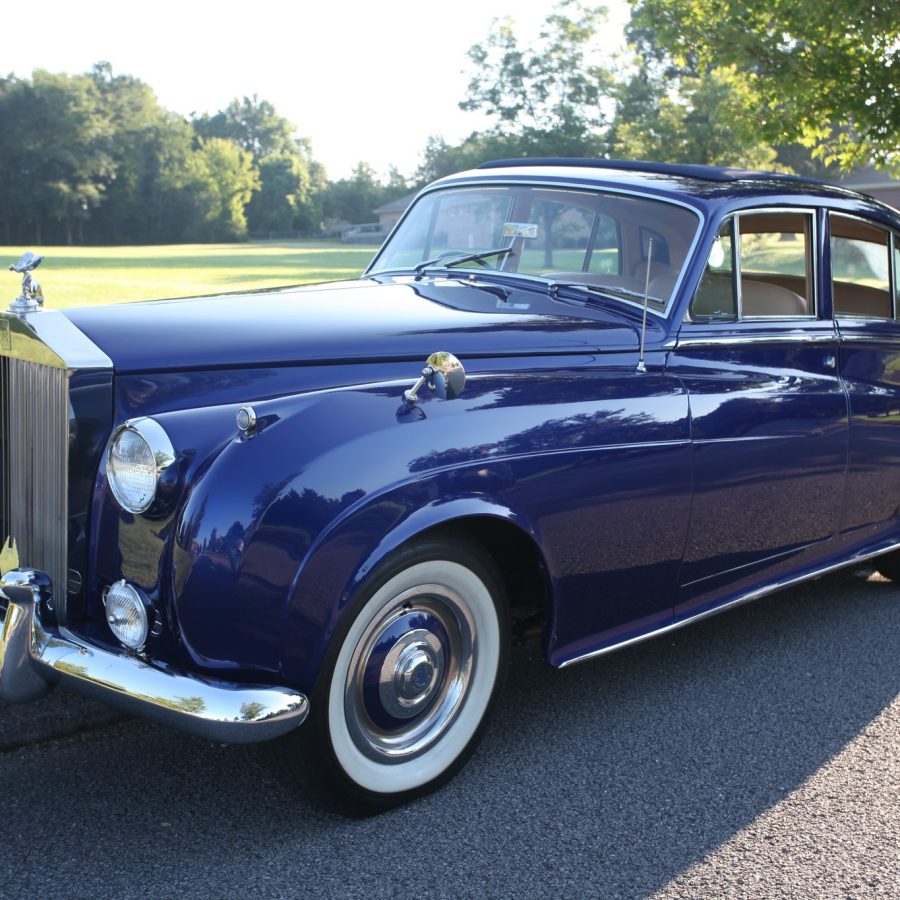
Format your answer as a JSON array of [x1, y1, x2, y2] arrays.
[[830, 212, 900, 532]]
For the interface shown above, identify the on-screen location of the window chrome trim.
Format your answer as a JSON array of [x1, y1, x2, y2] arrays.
[[366, 179, 706, 320], [676, 331, 836, 349]]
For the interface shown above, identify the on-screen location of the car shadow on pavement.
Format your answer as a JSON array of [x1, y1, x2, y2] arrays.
[[0, 572, 897, 898]]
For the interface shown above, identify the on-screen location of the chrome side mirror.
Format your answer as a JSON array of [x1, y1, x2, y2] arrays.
[[403, 352, 466, 404]]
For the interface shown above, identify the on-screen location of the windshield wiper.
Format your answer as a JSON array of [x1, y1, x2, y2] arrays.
[[414, 246, 514, 275], [547, 280, 661, 306]]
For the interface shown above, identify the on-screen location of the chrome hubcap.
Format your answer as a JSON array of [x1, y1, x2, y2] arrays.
[[345, 585, 475, 763], [380, 630, 444, 718]]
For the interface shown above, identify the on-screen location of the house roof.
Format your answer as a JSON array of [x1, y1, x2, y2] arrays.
[[373, 193, 416, 215], [837, 166, 900, 192]]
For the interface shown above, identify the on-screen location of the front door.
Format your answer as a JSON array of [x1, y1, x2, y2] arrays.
[[669, 209, 848, 610]]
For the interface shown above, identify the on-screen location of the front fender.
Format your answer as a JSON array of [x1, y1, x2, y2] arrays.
[[281, 491, 541, 692], [171, 360, 689, 692], [171, 374, 543, 678]]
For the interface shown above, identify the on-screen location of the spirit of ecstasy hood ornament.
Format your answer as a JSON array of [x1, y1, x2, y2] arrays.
[[8, 251, 45, 315]]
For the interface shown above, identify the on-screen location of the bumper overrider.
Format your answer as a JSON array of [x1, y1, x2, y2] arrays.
[[0, 568, 309, 742]]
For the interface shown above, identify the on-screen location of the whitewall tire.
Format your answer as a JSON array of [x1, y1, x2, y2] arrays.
[[314, 538, 508, 808]]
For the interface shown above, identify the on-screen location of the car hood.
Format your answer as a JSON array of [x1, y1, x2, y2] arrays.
[[64, 276, 640, 374]]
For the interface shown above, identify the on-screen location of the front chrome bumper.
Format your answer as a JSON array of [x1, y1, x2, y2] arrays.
[[0, 568, 309, 743]]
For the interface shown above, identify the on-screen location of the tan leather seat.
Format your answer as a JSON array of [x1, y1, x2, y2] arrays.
[[741, 279, 807, 316]]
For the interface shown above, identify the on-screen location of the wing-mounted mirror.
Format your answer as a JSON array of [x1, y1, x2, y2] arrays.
[[403, 352, 466, 405]]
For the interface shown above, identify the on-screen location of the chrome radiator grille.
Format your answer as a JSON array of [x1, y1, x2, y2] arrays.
[[0, 355, 69, 608]]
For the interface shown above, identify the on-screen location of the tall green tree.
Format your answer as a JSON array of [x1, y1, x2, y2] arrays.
[[179, 138, 260, 241], [195, 95, 323, 236], [630, 0, 900, 171], [460, 1, 613, 155], [0, 71, 113, 243], [194, 95, 297, 160], [86, 62, 196, 243], [610, 64, 780, 169]]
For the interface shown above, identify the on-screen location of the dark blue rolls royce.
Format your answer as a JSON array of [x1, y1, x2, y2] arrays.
[[2, 159, 900, 809]]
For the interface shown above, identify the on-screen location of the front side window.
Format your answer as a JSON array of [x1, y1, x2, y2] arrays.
[[691, 211, 815, 320], [831, 214, 892, 319], [369, 184, 701, 313]]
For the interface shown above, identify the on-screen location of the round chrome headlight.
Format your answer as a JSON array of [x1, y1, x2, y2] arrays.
[[107, 418, 175, 513], [104, 580, 149, 650]]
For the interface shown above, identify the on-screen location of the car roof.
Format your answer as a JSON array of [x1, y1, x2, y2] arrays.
[[431, 158, 900, 223]]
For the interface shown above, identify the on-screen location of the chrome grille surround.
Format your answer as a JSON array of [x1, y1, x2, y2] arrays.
[[0, 309, 112, 624]]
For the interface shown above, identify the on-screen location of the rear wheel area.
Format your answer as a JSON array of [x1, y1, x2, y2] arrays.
[[874, 549, 900, 582], [278, 537, 509, 812]]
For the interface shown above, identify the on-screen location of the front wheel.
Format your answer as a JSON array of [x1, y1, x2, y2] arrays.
[[312, 538, 509, 810]]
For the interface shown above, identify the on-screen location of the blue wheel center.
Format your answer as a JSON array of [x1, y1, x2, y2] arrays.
[[361, 610, 450, 732]]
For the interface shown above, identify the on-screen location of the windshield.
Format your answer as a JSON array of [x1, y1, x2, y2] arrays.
[[368, 184, 702, 313]]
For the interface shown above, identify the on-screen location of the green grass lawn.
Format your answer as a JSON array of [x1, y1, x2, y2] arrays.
[[1, 241, 381, 309]]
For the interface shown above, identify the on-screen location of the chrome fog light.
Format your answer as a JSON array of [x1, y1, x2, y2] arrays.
[[104, 580, 149, 650], [107, 418, 175, 513]]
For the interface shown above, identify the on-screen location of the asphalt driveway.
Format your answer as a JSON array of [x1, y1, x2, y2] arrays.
[[1, 571, 897, 898]]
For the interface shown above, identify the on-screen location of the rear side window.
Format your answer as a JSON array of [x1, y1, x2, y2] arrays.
[[831, 214, 893, 319], [895, 235, 900, 313], [691, 211, 815, 320], [587, 213, 620, 275]]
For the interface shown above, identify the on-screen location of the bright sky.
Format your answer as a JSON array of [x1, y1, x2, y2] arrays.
[[5, 0, 630, 180]]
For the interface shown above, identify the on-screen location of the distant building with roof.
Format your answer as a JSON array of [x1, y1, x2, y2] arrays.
[[838, 168, 900, 209], [373, 193, 416, 233]]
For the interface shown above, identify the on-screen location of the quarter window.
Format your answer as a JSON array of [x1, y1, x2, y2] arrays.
[[831, 214, 892, 319], [692, 220, 737, 320]]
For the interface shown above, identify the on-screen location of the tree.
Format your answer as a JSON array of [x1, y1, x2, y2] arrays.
[[180, 138, 260, 241], [460, 1, 613, 155], [195, 96, 324, 236], [322, 162, 398, 226], [193, 95, 297, 160], [630, 0, 900, 171], [610, 65, 780, 169], [86, 62, 196, 243], [246, 153, 314, 236], [0, 71, 113, 243]]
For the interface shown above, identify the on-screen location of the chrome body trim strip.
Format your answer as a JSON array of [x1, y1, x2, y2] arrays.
[[837, 331, 900, 345], [676, 331, 836, 349], [558, 538, 900, 669], [0, 569, 309, 742]]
